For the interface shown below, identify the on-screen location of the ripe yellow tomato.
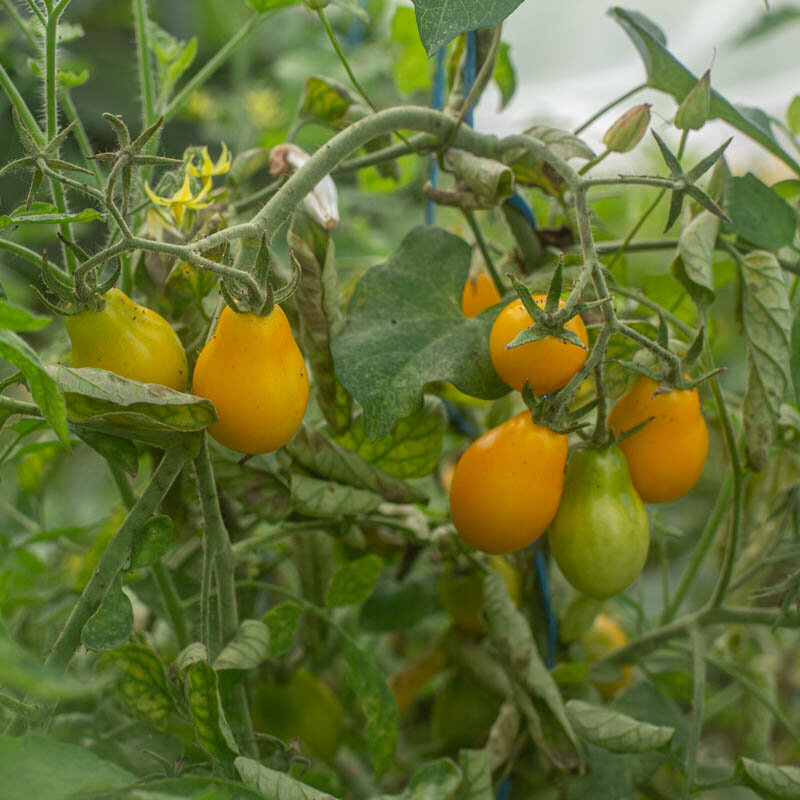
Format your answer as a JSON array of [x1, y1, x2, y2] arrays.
[[438, 556, 522, 634], [65, 288, 187, 390], [608, 376, 709, 503], [449, 411, 568, 554], [461, 272, 501, 317], [192, 304, 309, 454], [489, 295, 589, 394], [582, 613, 632, 699]]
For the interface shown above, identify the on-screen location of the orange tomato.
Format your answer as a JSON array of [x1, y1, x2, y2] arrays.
[[462, 272, 501, 317], [582, 613, 633, 699], [449, 411, 568, 554], [608, 376, 708, 503], [489, 295, 589, 394]]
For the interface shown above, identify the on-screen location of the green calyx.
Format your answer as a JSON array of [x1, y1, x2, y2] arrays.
[[220, 232, 302, 316]]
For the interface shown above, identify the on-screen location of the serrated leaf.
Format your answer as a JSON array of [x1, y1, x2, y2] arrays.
[[325, 554, 383, 607], [736, 757, 800, 799], [331, 226, 507, 441], [290, 473, 384, 518], [0, 330, 68, 446], [298, 75, 354, 125], [235, 756, 336, 799], [741, 251, 793, 470], [97, 643, 175, 731], [725, 173, 798, 250], [334, 395, 447, 479], [0, 735, 133, 800], [411, 0, 524, 55], [391, 7, 432, 95], [0, 300, 50, 331], [483, 570, 582, 770], [373, 758, 463, 799], [75, 429, 139, 475], [0, 206, 104, 228], [609, 7, 800, 174], [214, 620, 270, 671], [672, 210, 719, 306], [262, 602, 302, 658], [129, 514, 173, 569], [185, 661, 239, 765], [81, 579, 133, 652], [48, 365, 216, 431], [343, 642, 398, 776], [175, 642, 208, 679], [566, 700, 674, 753], [288, 211, 351, 431], [285, 424, 426, 503]]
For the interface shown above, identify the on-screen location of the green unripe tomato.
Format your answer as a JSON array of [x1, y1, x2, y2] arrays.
[[432, 670, 502, 747], [438, 556, 521, 634], [549, 446, 649, 599], [252, 668, 344, 763]]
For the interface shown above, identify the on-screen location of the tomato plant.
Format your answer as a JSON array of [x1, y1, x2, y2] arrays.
[[0, 0, 798, 798]]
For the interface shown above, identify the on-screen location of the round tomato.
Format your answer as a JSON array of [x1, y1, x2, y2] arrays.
[[389, 645, 448, 713], [549, 445, 649, 599], [432, 670, 502, 747], [252, 668, 343, 763], [489, 295, 589, 394], [192, 304, 309, 454], [65, 288, 187, 390], [461, 272, 501, 318], [582, 613, 633, 699], [608, 376, 709, 503], [449, 411, 567, 554], [439, 556, 522, 634]]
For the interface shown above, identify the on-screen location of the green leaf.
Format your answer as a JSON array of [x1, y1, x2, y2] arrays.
[[736, 757, 800, 799], [285, 424, 426, 503], [788, 95, 800, 136], [175, 642, 208, 678], [672, 210, 719, 306], [0, 628, 101, 701], [456, 749, 493, 800], [331, 227, 507, 440], [81, 579, 134, 652], [0, 330, 68, 446], [335, 395, 446, 479], [0, 300, 50, 331], [374, 758, 463, 799], [75, 429, 139, 475], [609, 7, 800, 174], [360, 572, 440, 632], [343, 642, 398, 776], [566, 700, 675, 753], [391, 7, 432, 95], [325, 554, 383, 607], [235, 756, 338, 799], [129, 514, 174, 569], [791, 313, 800, 407], [165, 37, 198, 93], [298, 75, 355, 126], [733, 6, 800, 45], [290, 473, 383, 518], [493, 42, 516, 109], [185, 661, 239, 765], [288, 211, 351, 431], [124, 775, 267, 799], [262, 602, 302, 658], [247, 0, 300, 10], [484, 570, 582, 770], [0, 736, 133, 800], [412, 0, 525, 55], [0, 205, 104, 228], [725, 173, 798, 250], [214, 620, 270, 671], [97, 643, 175, 731], [49, 365, 217, 431], [741, 251, 793, 470], [443, 149, 515, 205]]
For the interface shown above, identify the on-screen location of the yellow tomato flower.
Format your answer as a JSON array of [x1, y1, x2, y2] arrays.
[[186, 144, 232, 188], [144, 175, 212, 228]]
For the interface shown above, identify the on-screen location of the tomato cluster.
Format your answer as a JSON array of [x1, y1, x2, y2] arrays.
[[449, 277, 710, 600]]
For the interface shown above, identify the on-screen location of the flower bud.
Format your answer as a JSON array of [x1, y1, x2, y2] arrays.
[[674, 70, 711, 131], [602, 103, 651, 153]]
